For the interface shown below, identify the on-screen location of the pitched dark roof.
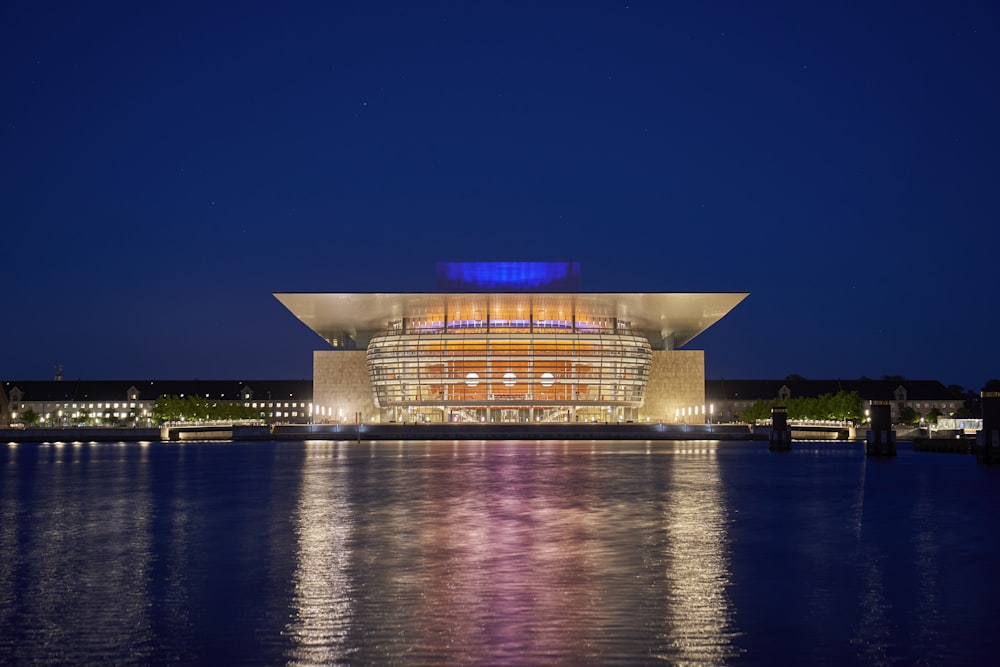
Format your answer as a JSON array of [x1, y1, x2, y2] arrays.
[[1, 380, 312, 402], [705, 379, 962, 402]]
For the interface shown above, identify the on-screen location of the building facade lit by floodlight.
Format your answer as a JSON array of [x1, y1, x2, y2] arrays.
[[275, 262, 747, 424]]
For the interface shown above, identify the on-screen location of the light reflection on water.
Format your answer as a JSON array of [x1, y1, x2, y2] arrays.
[[282, 441, 740, 664], [285, 442, 355, 665], [2, 439, 1000, 665], [660, 447, 741, 663]]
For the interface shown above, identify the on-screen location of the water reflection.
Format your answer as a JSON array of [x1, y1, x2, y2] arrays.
[[4, 440, 996, 664], [855, 554, 893, 666], [154, 440, 195, 661], [0, 444, 21, 653], [0, 443, 154, 663], [299, 440, 745, 664], [351, 440, 608, 663], [852, 454, 937, 666], [659, 445, 741, 663], [284, 441, 355, 665], [851, 454, 894, 664]]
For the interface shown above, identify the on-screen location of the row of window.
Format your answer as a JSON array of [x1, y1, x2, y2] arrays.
[[11, 401, 310, 410], [389, 317, 636, 335], [372, 388, 645, 405], [246, 402, 306, 408], [13, 410, 305, 421], [11, 402, 141, 409]]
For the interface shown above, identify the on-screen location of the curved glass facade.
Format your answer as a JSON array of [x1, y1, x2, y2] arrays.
[[367, 316, 652, 423]]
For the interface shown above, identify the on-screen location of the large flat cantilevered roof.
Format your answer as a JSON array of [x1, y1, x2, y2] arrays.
[[275, 292, 748, 349]]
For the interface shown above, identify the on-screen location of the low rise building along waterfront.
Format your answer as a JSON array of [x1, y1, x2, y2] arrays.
[[0, 379, 312, 427], [706, 379, 968, 424]]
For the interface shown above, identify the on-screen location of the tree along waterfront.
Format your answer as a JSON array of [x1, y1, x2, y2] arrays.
[[739, 390, 863, 423], [151, 395, 260, 424]]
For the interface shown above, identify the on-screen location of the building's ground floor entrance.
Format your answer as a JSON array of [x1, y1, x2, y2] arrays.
[[383, 405, 640, 424]]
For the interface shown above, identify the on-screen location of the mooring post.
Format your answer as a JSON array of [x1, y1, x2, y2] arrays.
[[975, 392, 1000, 464], [865, 400, 896, 456], [769, 406, 792, 451]]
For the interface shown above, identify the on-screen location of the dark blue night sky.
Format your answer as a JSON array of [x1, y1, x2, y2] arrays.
[[3, 1, 998, 390]]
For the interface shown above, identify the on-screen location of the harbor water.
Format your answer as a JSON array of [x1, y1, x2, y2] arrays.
[[2, 439, 999, 665]]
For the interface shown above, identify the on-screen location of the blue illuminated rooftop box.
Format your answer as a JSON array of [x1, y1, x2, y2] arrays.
[[435, 262, 581, 292]]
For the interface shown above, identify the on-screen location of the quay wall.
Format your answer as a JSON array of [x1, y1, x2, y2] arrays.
[[3, 424, 757, 443], [913, 437, 975, 454], [0, 427, 161, 443], [266, 422, 754, 441]]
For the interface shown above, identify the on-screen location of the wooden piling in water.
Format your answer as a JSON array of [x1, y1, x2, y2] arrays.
[[768, 406, 792, 451], [865, 401, 896, 456], [976, 392, 1000, 464]]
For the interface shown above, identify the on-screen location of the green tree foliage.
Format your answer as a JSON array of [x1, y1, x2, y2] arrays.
[[898, 405, 920, 424], [739, 391, 864, 423], [152, 395, 258, 424], [955, 401, 976, 418], [21, 408, 39, 425]]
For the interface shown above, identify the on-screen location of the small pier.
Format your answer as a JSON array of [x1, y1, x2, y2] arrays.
[[160, 425, 236, 441]]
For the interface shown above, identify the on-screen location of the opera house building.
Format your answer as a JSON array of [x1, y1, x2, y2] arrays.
[[275, 262, 746, 424]]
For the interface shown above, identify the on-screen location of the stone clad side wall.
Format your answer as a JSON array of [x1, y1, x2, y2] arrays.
[[313, 350, 377, 422], [314, 348, 704, 424], [640, 350, 705, 422]]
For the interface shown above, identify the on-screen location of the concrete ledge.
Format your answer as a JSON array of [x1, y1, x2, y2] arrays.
[[1, 423, 755, 443], [0, 428, 161, 443]]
